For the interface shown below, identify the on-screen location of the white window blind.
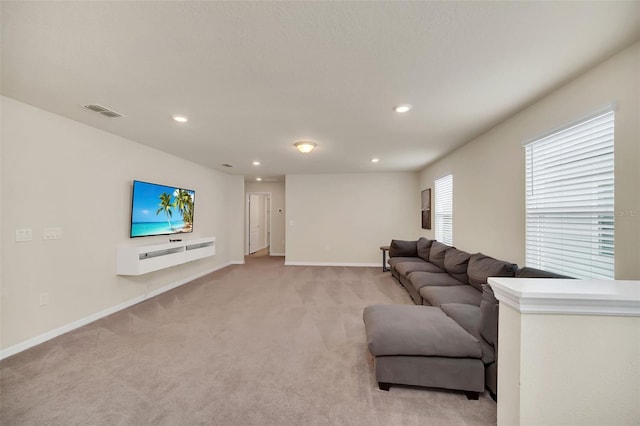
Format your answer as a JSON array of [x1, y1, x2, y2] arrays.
[[435, 174, 453, 245], [525, 109, 615, 280]]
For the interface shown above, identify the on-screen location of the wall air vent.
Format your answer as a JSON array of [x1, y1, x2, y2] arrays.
[[83, 104, 127, 118]]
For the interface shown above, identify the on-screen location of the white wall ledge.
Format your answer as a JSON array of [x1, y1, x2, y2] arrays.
[[488, 278, 640, 316]]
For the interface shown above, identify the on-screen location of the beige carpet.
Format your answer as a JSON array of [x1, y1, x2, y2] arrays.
[[0, 255, 496, 425]]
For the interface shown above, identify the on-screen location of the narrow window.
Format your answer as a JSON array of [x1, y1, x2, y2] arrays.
[[524, 108, 615, 279], [435, 174, 453, 245]]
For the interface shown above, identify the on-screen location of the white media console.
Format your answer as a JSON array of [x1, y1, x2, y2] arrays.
[[116, 237, 215, 275]]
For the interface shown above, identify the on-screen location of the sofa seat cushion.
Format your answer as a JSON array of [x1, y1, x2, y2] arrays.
[[387, 257, 424, 268], [420, 285, 482, 307], [439, 303, 480, 337], [363, 305, 482, 359], [440, 303, 495, 364], [395, 261, 444, 276], [409, 271, 466, 292]]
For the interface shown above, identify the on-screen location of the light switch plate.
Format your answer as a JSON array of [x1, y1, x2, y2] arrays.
[[15, 228, 32, 242], [39, 292, 49, 306]]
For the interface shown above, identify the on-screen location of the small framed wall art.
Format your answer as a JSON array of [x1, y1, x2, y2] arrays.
[[421, 188, 431, 229]]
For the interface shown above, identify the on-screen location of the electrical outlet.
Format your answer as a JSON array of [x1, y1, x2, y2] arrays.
[[43, 227, 63, 240], [39, 292, 49, 306]]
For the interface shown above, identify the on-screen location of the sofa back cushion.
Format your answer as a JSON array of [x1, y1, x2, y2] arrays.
[[416, 237, 433, 261], [467, 253, 517, 291], [428, 241, 451, 270], [389, 239, 418, 258], [444, 248, 472, 283], [479, 285, 499, 347], [516, 267, 573, 279]]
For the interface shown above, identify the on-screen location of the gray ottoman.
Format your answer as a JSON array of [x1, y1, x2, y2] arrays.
[[363, 304, 484, 399]]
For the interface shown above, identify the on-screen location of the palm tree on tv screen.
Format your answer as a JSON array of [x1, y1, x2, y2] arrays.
[[156, 192, 174, 229], [174, 189, 194, 230]]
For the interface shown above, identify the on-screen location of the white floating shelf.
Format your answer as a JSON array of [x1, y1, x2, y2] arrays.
[[116, 237, 215, 275]]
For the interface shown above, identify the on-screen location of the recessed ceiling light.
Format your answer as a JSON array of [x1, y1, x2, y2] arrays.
[[294, 141, 317, 153], [172, 115, 188, 123], [393, 104, 412, 113], [256, 177, 262, 181], [253, 161, 261, 166], [371, 158, 380, 163]]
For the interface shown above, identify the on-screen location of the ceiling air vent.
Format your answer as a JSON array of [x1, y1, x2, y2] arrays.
[[83, 104, 126, 118], [221, 164, 234, 168]]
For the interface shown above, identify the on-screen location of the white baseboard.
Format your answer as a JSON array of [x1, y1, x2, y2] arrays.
[[0, 262, 232, 361], [269, 253, 285, 257], [229, 260, 245, 265], [284, 261, 379, 267]]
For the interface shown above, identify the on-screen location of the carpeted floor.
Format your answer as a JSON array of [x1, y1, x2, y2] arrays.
[[0, 256, 496, 425]]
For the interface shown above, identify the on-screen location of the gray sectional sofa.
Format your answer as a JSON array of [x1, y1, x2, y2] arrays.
[[363, 237, 567, 399], [388, 238, 519, 307]]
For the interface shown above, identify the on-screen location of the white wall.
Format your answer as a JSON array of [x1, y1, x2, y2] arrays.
[[0, 96, 244, 353], [419, 42, 640, 278], [228, 178, 246, 263], [245, 181, 286, 255], [285, 173, 418, 265], [498, 304, 640, 425], [520, 314, 640, 425]]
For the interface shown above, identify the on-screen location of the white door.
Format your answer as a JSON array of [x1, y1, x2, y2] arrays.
[[249, 194, 261, 253], [265, 197, 271, 250]]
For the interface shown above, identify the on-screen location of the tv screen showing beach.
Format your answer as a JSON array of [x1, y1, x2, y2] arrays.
[[130, 180, 195, 238]]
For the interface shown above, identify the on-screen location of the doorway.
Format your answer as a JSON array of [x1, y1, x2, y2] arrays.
[[246, 192, 272, 255]]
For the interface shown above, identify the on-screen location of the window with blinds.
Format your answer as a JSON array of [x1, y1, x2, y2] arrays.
[[435, 174, 453, 245], [524, 108, 615, 280]]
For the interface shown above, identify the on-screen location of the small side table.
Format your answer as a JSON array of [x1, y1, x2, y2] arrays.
[[379, 245, 390, 272]]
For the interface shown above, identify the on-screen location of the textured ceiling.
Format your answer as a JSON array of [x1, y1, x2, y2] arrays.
[[2, 1, 639, 181]]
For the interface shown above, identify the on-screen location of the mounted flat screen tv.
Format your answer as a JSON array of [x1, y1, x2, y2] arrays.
[[130, 180, 195, 238]]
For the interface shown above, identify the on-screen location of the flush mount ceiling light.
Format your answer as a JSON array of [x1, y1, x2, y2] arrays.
[[172, 115, 188, 123], [393, 104, 412, 113], [371, 158, 380, 163], [256, 177, 262, 181], [252, 161, 261, 166], [294, 141, 316, 153]]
